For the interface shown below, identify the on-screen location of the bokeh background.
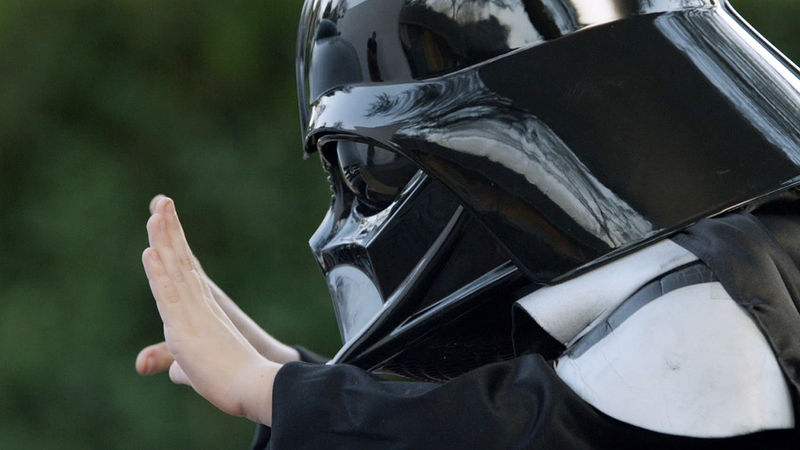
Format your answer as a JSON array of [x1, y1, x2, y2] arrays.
[[0, 0, 798, 448]]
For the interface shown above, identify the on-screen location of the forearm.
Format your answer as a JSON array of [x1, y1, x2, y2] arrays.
[[208, 281, 300, 364]]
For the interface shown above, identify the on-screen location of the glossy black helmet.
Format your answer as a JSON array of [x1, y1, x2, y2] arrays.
[[297, 0, 800, 380]]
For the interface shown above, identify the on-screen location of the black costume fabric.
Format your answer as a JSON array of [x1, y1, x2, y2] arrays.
[[252, 200, 800, 449], [253, 354, 800, 449]]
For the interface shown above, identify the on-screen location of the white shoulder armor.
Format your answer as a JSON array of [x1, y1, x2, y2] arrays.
[[516, 240, 795, 437], [556, 282, 794, 437]]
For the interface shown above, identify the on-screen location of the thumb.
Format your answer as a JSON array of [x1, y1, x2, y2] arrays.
[[135, 342, 175, 375]]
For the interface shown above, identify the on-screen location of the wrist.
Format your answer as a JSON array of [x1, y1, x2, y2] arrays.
[[240, 361, 282, 426]]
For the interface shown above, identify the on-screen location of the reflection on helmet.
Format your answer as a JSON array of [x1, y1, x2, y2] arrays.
[[297, 0, 800, 381], [308, 19, 362, 101]]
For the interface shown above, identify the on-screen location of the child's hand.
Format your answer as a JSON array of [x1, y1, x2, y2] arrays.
[[139, 196, 279, 425], [135, 195, 299, 378]]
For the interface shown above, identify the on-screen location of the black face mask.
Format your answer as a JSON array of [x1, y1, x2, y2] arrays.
[[310, 139, 525, 378]]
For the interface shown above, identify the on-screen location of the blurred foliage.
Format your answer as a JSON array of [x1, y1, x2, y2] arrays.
[[0, 0, 797, 448], [0, 0, 331, 448]]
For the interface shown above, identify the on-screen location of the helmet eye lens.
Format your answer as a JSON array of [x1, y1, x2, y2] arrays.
[[334, 141, 418, 212]]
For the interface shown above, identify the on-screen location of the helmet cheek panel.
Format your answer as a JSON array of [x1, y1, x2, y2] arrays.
[[327, 265, 384, 343]]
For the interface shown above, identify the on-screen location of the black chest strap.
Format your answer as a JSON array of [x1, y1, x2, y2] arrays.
[[565, 262, 718, 359]]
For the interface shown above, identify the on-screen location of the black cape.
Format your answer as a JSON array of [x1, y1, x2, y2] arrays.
[[252, 196, 800, 449]]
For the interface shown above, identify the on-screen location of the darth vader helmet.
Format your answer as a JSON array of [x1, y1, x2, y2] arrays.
[[297, 0, 800, 380]]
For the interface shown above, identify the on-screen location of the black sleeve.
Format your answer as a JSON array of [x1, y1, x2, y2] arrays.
[[251, 346, 330, 449], [261, 354, 798, 449]]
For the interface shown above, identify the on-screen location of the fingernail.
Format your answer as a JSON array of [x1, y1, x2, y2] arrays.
[[150, 249, 161, 263], [165, 199, 175, 213], [159, 219, 165, 232], [146, 356, 155, 374]]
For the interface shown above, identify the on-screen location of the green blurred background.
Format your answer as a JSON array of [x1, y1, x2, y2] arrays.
[[0, 0, 797, 448]]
